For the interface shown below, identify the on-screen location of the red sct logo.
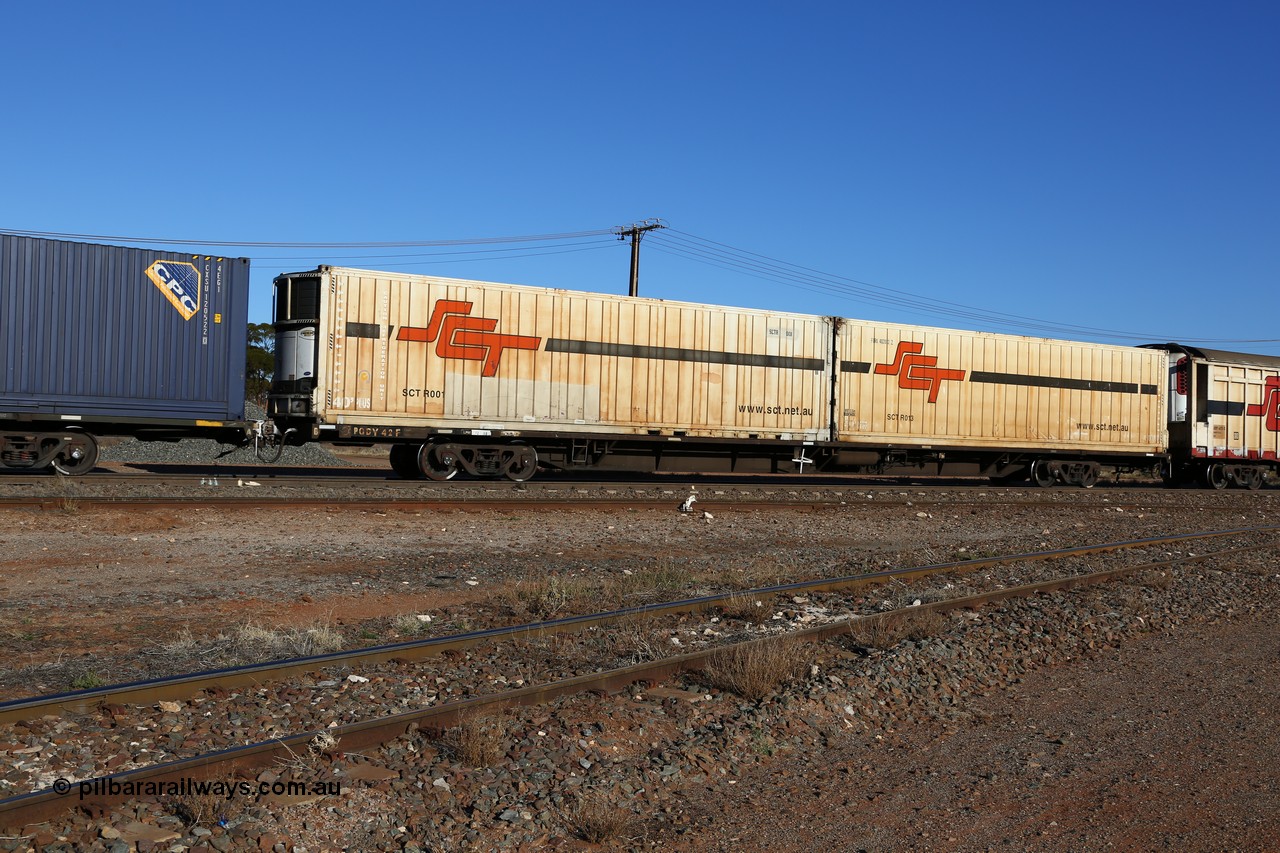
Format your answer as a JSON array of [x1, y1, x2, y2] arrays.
[[874, 342, 966, 403], [1245, 375, 1280, 432], [396, 300, 540, 376]]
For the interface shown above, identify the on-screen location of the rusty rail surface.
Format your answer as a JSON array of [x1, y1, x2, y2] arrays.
[[5, 496, 836, 512]]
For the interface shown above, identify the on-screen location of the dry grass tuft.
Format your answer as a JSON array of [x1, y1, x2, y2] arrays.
[[163, 620, 345, 667], [605, 559, 691, 602], [276, 730, 338, 775], [225, 622, 345, 660], [606, 612, 667, 664], [701, 635, 805, 701], [510, 628, 583, 670], [229, 622, 345, 658], [559, 789, 635, 844], [717, 592, 771, 623], [731, 553, 807, 589], [503, 573, 594, 620], [392, 613, 433, 636], [846, 609, 945, 650], [439, 709, 507, 767], [166, 790, 242, 828]]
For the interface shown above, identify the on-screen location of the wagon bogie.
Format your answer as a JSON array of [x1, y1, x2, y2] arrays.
[[0, 430, 99, 474]]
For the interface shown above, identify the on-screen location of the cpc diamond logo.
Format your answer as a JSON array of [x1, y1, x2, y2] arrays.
[[145, 260, 201, 320]]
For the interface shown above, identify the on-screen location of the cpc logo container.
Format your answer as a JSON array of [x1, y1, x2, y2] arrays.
[[146, 260, 201, 320]]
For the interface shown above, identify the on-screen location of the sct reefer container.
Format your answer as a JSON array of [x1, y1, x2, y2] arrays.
[[269, 267, 833, 479], [0, 234, 250, 472], [834, 319, 1167, 455], [271, 267, 831, 444]]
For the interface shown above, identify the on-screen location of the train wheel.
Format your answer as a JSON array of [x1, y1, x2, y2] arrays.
[[419, 443, 459, 481], [504, 444, 538, 482], [1078, 466, 1098, 489], [1031, 460, 1056, 488], [389, 444, 423, 480], [52, 431, 98, 476], [254, 429, 289, 463], [1238, 466, 1264, 491], [1201, 463, 1228, 490]]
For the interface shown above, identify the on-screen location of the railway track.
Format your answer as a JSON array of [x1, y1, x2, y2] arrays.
[[2, 483, 1275, 511], [2, 525, 1275, 831]]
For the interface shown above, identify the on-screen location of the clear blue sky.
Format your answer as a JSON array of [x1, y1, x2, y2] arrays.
[[2, 2, 1276, 352]]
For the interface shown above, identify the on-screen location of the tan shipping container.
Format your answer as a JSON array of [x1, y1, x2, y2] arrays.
[[1169, 349, 1280, 462], [835, 319, 1167, 454], [307, 268, 832, 441]]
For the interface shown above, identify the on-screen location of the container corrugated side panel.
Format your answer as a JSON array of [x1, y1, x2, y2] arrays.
[[1199, 361, 1280, 460], [835, 320, 1166, 453], [0, 235, 248, 421], [314, 269, 830, 439]]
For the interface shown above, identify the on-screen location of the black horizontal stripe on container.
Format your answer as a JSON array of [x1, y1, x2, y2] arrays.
[[1207, 400, 1247, 416], [346, 322, 381, 339], [840, 361, 872, 373], [545, 339, 824, 371], [968, 371, 1157, 396]]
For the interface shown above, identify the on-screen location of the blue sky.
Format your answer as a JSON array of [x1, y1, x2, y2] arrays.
[[2, 2, 1276, 352]]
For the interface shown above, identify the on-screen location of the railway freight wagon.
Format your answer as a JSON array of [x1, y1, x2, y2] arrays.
[[268, 267, 1182, 485], [832, 320, 1168, 486], [0, 235, 252, 473], [1150, 345, 1280, 489], [269, 267, 832, 479]]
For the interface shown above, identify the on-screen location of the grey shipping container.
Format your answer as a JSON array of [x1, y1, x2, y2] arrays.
[[0, 234, 250, 469]]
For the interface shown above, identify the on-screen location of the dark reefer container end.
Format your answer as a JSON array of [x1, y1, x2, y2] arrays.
[[1, 234, 249, 429]]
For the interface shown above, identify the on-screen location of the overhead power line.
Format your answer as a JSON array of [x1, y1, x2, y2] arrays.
[[5, 223, 1272, 347], [0, 226, 615, 248], [253, 241, 617, 271], [649, 229, 1279, 346], [250, 237, 617, 262]]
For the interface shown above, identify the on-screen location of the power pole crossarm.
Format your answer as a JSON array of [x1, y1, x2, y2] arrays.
[[613, 219, 666, 297]]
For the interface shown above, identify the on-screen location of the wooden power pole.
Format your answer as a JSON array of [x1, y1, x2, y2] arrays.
[[613, 219, 665, 297]]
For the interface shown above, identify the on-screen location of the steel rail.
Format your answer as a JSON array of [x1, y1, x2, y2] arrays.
[[2, 537, 1273, 831], [3, 492, 1270, 510], [3, 497, 836, 512], [1, 526, 1272, 727]]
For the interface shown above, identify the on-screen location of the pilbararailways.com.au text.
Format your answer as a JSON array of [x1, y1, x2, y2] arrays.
[[54, 777, 340, 800]]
